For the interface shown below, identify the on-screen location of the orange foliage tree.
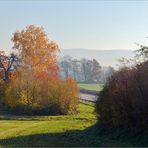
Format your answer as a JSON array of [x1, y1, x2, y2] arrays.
[[11, 25, 59, 79], [3, 25, 79, 115]]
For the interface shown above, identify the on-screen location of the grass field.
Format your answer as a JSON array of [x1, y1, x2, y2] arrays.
[[78, 83, 103, 91], [0, 103, 97, 147], [0, 103, 148, 147]]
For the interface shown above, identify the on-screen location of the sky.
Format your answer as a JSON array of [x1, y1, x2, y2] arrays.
[[1, 0, 148, 53]]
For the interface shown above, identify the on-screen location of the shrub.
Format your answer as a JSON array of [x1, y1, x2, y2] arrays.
[[4, 73, 79, 115], [96, 61, 148, 130]]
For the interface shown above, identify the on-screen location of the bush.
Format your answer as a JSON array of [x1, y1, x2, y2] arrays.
[[4, 73, 79, 115], [96, 61, 148, 130]]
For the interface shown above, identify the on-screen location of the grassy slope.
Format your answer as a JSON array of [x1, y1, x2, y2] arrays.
[[0, 103, 97, 147], [78, 83, 103, 91], [0, 103, 148, 147]]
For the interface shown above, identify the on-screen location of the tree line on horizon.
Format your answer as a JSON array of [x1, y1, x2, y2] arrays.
[[59, 55, 115, 84]]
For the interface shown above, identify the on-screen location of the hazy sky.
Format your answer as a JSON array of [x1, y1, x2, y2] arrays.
[[1, 1, 148, 53]]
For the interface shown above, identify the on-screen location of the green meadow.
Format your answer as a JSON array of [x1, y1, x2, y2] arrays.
[[0, 103, 148, 147], [78, 83, 103, 91], [0, 103, 97, 147]]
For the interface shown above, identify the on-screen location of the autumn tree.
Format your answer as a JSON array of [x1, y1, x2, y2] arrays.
[[3, 25, 79, 115], [11, 25, 59, 79], [5, 72, 79, 115], [0, 51, 18, 81]]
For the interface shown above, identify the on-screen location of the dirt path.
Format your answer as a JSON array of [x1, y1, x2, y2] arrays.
[[80, 93, 98, 103]]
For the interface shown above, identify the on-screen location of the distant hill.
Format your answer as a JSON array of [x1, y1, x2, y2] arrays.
[[58, 48, 136, 67]]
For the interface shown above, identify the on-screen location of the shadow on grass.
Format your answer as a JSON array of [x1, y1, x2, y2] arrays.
[[0, 124, 148, 147], [0, 125, 99, 147]]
